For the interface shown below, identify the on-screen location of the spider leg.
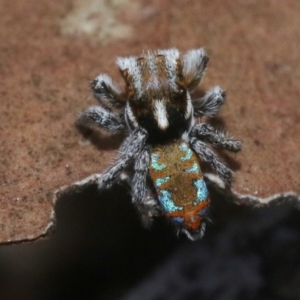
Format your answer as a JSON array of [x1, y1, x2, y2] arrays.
[[76, 106, 125, 134], [91, 74, 126, 109], [191, 123, 241, 152], [132, 149, 150, 203], [193, 86, 226, 117], [190, 138, 233, 185], [98, 128, 148, 189], [131, 149, 161, 226], [134, 192, 161, 228], [182, 48, 209, 91]]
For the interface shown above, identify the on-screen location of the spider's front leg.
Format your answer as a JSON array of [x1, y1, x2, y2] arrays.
[[76, 106, 125, 133], [76, 73, 127, 133], [97, 128, 148, 189], [190, 138, 233, 185], [191, 123, 242, 152], [181, 48, 226, 117], [92, 74, 126, 109], [193, 86, 226, 117], [182, 48, 209, 91]]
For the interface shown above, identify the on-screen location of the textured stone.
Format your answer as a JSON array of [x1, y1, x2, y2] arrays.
[[1, 0, 300, 242]]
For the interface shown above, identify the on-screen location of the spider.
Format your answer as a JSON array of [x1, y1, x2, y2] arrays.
[[76, 48, 241, 240]]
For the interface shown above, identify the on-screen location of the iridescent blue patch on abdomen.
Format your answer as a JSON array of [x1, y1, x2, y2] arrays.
[[155, 176, 170, 187], [185, 162, 200, 174], [179, 143, 193, 161], [193, 179, 208, 205], [151, 153, 166, 171], [158, 190, 183, 213]]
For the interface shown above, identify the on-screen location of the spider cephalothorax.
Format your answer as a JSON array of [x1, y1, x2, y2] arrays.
[[77, 48, 241, 240], [118, 50, 194, 143]]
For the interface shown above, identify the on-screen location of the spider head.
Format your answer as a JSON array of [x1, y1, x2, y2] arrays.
[[117, 49, 193, 142]]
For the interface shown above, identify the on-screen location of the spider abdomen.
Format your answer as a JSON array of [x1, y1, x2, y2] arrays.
[[149, 141, 210, 234]]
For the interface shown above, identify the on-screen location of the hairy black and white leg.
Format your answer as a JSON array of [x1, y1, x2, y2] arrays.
[[135, 192, 161, 228], [190, 138, 233, 185], [132, 149, 150, 203], [182, 48, 209, 91], [191, 123, 242, 152], [193, 86, 226, 117], [76, 106, 125, 133], [98, 129, 148, 189], [92, 74, 126, 109], [131, 149, 161, 226]]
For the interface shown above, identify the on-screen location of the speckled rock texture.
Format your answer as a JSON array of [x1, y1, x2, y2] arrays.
[[2, 0, 300, 296], [0, 0, 300, 246]]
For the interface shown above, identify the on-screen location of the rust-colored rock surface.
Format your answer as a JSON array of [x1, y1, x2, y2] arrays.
[[1, 0, 300, 243]]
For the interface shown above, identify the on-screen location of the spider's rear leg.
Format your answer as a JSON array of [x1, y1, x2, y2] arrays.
[[132, 149, 161, 227], [132, 149, 150, 203], [190, 138, 233, 185], [191, 123, 242, 152], [97, 129, 148, 189], [76, 106, 125, 134], [193, 86, 226, 117]]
